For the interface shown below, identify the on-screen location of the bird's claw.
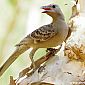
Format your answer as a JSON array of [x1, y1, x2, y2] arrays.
[[46, 48, 55, 52]]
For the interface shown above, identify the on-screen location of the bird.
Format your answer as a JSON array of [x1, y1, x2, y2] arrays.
[[0, 4, 69, 77]]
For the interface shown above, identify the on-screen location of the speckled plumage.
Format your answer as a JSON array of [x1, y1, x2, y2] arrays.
[[17, 24, 57, 45], [30, 24, 56, 41]]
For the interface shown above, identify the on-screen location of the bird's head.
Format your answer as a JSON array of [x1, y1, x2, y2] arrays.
[[41, 4, 64, 19]]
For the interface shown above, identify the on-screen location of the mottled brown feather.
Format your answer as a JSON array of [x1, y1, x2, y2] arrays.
[[30, 24, 57, 42], [16, 24, 57, 46]]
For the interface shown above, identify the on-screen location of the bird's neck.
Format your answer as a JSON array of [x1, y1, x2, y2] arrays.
[[51, 16, 65, 27], [52, 14, 65, 23], [51, 15, 66, 32]]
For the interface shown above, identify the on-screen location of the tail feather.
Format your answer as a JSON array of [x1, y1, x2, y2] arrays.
[[0, 45, 29, 77]]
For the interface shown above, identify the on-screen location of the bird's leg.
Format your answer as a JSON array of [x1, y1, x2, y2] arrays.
[[29, 48, 38, 72]]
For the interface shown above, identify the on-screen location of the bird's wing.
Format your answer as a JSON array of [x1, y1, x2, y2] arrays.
[[30, 24, 57, 43], [16, 24, 57, 46]]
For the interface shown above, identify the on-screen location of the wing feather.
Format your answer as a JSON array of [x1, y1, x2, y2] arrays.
[[16, 24, 57, 46], [30, 24, 57, 42]]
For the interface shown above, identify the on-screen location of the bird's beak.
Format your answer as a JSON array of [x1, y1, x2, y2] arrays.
[[41, 6, 51, 13]]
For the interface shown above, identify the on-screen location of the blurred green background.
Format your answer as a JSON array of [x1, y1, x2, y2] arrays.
[[0, 0, 73, 84]]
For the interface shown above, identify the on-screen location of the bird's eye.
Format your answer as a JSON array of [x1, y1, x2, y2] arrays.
[[52, 5, 55, 8]]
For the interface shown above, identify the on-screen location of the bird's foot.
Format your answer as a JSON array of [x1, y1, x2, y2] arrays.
[[46, 48, 55, 52]]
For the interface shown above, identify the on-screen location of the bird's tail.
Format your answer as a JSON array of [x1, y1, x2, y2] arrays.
[[0, 45, 29, 77]]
